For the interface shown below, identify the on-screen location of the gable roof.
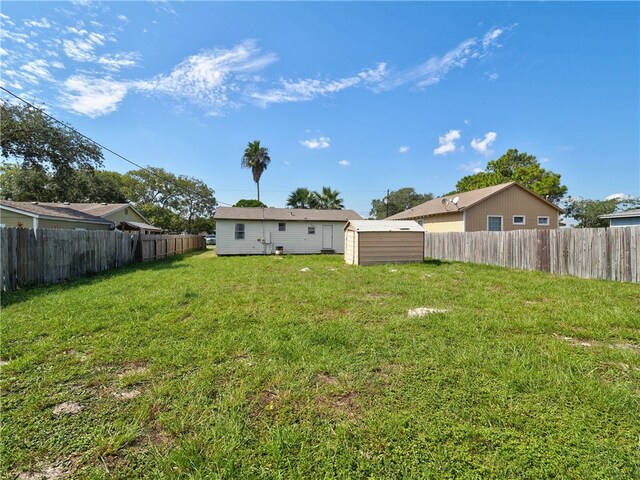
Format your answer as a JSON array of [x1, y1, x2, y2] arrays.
[[599, 209, 640, 219], [214, 207, 362, 222], [387, 182, 563, 220], [0, 200, 115, 225], [344, 220, 424, 232]]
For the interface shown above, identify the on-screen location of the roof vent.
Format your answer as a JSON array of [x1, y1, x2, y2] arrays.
[[63, 202, 70, 205], [101, 202, 107, 205], [31, 201, 38, 205]]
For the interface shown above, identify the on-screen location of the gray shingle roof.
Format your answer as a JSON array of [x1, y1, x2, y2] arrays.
[[599, 209, 640, 219], [214, 207, 362, 222], [1, 200, 114, 225]]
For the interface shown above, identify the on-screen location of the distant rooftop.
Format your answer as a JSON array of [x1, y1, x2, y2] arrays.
[[214, 207, 362, 222]]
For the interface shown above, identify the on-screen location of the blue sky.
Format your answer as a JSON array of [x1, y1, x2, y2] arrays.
[[1, 1, 638, 217]]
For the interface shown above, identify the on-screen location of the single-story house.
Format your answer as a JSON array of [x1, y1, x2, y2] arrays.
[[344, 220, 425, 265], [0, 201, 161, 234], [214, 207, 362, 255], [387, 182, 564, 232], [599, 209, 640, 227]]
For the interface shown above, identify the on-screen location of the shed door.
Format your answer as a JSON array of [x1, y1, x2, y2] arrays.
[[322, 225, 333, 249]]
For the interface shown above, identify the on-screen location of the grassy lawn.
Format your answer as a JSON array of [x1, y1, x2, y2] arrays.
[[2, 249, 639, 479]]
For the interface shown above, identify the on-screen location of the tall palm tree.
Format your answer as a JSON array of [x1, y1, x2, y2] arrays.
[[312, 186, 344, 210], [241, 140, 271, 202], [286, 187, 313, 208]]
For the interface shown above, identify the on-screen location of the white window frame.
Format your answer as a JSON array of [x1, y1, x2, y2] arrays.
[[487, 215, 503, 232], [537, 216, 550, 226], [308, 226, 315, 235], [278, 222, 286, 232], [235, 223, 245, 240], [512, 215, 526, 226]]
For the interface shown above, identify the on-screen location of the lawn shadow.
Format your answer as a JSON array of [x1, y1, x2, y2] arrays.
[[1, 249, 209, 307], [423, 258, 451, 266]]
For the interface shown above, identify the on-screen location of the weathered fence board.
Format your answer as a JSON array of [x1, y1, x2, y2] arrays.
[[0, 228, 206, 291], [424, 227, 640, 283]]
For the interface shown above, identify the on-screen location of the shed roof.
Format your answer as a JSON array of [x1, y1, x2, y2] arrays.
[[599, 209, 640, 219], [344, 220, 424, 232], [387, 182, 563, 220], [119, 220, 163, 231], [214, 207, 362, 222], [0, 200, 114, 225]]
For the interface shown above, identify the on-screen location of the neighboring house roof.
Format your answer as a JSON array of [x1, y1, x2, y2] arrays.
[[214, 207, 362, 222], [0, 200, 114, 226], [40, 203, 152, 224], [119, 220, 163, 231], [345, 220, 424, 232], [387, 182, 563, 220], [599, 209, 640, 219]]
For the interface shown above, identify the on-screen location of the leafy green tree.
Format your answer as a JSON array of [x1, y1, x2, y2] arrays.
[[455, 149, 568, 203], [564, 197, 640, 228], [370, 187, 434, 219], [312, 186, 344, 210], [286, 187, 314, 208], [241, 140, 271, 202], [1, 101, 103, 184], [234, 199, 267, 207]]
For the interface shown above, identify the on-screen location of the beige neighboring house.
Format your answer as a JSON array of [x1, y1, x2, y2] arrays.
[[0, 201, 161, 233], [387, 182, 563, 232]]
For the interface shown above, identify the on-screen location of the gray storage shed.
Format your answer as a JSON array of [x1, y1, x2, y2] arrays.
[[344, 220, 425, 265]]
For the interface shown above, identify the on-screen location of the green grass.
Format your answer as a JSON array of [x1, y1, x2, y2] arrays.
[[2, 249, 639, 479]]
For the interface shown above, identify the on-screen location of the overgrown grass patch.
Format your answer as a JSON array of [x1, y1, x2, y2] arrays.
[[2, 249, 639, 478]]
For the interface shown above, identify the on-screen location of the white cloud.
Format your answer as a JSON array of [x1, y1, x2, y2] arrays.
[[458, 161, 484, 173], [60, 75, 129, 117], [464, 119, 470, 126], [251, 63, 387, 106], [380, 26, 508, 90], [0, 47, 7, 56], [20, 59, 53, 83], [300, 137, 331, 149], [97, 52, 139, 71], [62, 30, 106, 62], [470, 131, 497, 155], [135, 40, 277, 113], [117, 15, 129, 22], [338, 160, 351, 167], [605, 193, 632, 201], [25, 17, 51, 29], [433, 129, 461, 156], [486, 72, 499, 81], [399, 145, 410, 153]]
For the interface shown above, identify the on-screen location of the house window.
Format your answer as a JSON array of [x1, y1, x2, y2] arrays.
[[537, 216, 550, 226], [308, 226, 315, 235], [513, 215, 526, 226], [278, 222, 286, 232], [235, 223, 245, 240], [487, 216, 503, 231]]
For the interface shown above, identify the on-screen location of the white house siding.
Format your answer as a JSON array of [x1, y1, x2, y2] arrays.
[[216, 219, 348, 255]]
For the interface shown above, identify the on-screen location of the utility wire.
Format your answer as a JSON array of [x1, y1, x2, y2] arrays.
[[0, 86, 235, 206]]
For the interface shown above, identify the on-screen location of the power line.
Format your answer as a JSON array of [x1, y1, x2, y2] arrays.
[[0, 86, 235, 206]]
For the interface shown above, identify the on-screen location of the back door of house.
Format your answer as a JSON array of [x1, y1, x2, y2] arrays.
[[322, 225, 333, 249]]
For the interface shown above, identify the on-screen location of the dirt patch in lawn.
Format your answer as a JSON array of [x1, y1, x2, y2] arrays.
[[112, 389, 141, 400], [314, 373, 340, 386], [316, 391, 361, 421], [52, 402, 83, 416], [554, 334, 640, 351], [117, 362, 148, 378], [249, 388, 283, 414]]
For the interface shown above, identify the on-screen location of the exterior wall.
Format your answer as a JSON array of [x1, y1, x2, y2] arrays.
[[356, 231, 424, 265], [344, 229, 357, 264], [610, 217, 640, 227], [103, 207, 147, 224], [38, 219, 111, 230], [422, 212, 464, 233], [464, 186, 559, 232], [0, 211, 109, 230], [0, 211, 34, 228], [216, 219, 348, 255]]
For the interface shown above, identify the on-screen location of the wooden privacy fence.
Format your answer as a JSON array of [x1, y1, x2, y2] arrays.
[[424, 227, 640, 283], [0, 228, 206, 291]]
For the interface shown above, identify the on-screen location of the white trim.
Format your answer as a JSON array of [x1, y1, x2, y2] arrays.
[[462, 210, 466, 232], [512, 215, 526, 225], [487, 215, 503, 231], [537, 216, 550, 226]]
